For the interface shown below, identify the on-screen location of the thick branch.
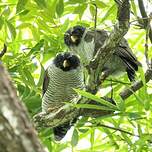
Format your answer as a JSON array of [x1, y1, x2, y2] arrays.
[[88, 0, 130, 93], [138, 0, 152, 43], [120, 69, 152, 100], [0, 63, 45, 152]]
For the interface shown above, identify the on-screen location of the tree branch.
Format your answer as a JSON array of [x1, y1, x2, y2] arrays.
[[0, 63, 45, 152], [88, 0, 130, 93], [90, 123, 140, 137], [0, 44, 7, 58], [93, 3, 97, 29], [120, 69, 152, 100], [138, 0, 152, 43], [119, 0, 152, 100]]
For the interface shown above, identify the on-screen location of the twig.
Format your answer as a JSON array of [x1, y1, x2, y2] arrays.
[[130, 16, 151, 24], [105, 79, 131, 85], [0, 44, 7, 58], [89, 123, 140, 137], [92, 3, 97, 29], [119, 69, 152, 100], [145, 24, 150, 68], [90, 121, 152, 143]]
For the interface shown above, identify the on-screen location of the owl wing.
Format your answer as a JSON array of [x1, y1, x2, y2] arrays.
[[42, 68, 50, 96], [115, 43, 141, 81], [84, 29, 108, 54]]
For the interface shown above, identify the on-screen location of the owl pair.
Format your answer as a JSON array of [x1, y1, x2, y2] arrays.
[[42, 25, 141, 140]]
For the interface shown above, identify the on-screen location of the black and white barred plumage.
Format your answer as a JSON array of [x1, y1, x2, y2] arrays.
[[42, 52, 84, 140], [64, 25, 141, 81]]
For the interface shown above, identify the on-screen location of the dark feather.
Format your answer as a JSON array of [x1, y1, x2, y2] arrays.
[[53, 52, 80, 71], [115, 46, 141, 81], [42, 69, 50, 96], [53, 118, 78, 140], [53, 122, 71, 140]]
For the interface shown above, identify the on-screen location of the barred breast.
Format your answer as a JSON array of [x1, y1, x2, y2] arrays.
[[70, 30, 95, 66], [42, 64, 84, 112]]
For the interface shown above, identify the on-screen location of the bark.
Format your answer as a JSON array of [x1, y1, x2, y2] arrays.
[[120, 69, 152, 100], [0, 63, 45, 152], [0, 44, 7, 58], [138, 0, 152, 43]]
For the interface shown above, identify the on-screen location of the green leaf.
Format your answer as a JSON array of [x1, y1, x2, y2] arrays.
[[137, 124, 142, 136], [89, 4, 95, 18], [30, 25, 40, 41], [90, 129, 95, 149], [0, 16, 4, 30], [131, 0, 137, 17], [1, 6, 11, 17], [73, 4, 87, 19], [67, 0, 86, 4], [56, 0, 64, 17], [100, 4, 117, 23], [72, 103, 115, 111], [37, 63, 45, 87], [6, 21, 16, 40], [121, 133, 132, 145], [34, 0, 46, 9], [20, 85, 31, 100], [138, 67, 149, 110], [19, 9, 30, 16], [78, 129, 89, 133], [24, 95, 41, 114], [71, 129, 79, 147], [16, 0, 28, 14], [23, 68, 35, 87], [76, 117, 89, 127], [95, 0, 107, 8], [128, 112, 142, 119], [40, 128, 52, 151], [74, 89, 118, 110], [27, 39, 44, 56], [46, 0, 57, 19], [102, 127, 119, 148], [19, 68, 35, 88]]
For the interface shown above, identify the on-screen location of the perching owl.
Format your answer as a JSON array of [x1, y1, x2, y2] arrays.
[[42, 52, 84, 140], [64, 25, 141, 81]]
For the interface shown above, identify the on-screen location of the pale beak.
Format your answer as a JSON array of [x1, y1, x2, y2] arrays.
[[63, 60, 70, 68], [70, 35, 78, 42]]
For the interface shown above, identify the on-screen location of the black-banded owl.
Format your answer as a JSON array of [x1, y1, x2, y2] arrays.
[[64, 25, 141, 81], [42, 52, 84, 140]]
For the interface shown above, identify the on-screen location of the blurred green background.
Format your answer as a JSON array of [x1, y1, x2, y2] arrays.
[[0, 0, 152, 151]]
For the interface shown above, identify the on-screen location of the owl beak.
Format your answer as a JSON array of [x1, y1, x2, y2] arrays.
[[70, 35, 78, 42], [63, 60, 70, 68]]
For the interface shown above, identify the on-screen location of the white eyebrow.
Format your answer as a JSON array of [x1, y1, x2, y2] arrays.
[[64, 33, 70, 36]]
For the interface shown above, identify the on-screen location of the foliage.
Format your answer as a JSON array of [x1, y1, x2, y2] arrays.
[[0, 0, 152, 151]]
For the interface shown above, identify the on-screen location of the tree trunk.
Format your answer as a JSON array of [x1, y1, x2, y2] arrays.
[[0, 63, 45, 152]]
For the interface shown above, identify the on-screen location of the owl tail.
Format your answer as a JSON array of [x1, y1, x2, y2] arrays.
[[53, 118, 77, 140], [117, 46, 141, 81], [53, 122, 71, 140]]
